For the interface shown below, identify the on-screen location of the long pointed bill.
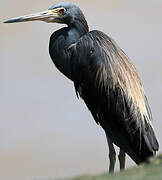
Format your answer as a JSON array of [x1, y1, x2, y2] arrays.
[[3, 9, 59, 23]]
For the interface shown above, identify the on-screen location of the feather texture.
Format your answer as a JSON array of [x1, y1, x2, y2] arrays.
[[71, 30, 159, 163]]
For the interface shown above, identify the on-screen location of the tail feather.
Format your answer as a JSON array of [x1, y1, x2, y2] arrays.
[[143, 122, 159, 152], [130, 121, 159, 164]]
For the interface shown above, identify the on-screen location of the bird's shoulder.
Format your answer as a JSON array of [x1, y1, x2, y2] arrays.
[[69, 30, 114, 69], [71, 29, 124, 68], [73, 30, 114, 54], [77, 30, 113, 44]]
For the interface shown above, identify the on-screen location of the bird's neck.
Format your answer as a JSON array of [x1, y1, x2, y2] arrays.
[[67, 13, 89, 36], [49, 16, 89, 81], [69, 15, 89, 36], [49, 27, 81, 80]]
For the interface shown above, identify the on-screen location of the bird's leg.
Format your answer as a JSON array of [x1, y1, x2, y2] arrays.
[[106, 136, 116, 173], [118, 148, 126, 171]]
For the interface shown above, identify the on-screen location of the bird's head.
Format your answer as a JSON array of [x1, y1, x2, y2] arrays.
[[4, 2, 87, 27]]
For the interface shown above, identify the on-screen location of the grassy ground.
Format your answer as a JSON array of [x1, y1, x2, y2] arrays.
[[67, 154, 162, 180]]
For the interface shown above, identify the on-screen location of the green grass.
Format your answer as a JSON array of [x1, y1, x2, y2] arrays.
[[67, 154, 162, 180]]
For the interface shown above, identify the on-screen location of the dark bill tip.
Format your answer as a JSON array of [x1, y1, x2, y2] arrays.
[[3, 18, 22, 23], [3, 16, 28, 23]]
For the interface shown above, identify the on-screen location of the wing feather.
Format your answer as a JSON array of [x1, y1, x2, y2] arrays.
[[71, 30, 159, 163]]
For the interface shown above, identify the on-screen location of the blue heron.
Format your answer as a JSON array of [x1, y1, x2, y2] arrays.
[[4, 2, 159, 172]]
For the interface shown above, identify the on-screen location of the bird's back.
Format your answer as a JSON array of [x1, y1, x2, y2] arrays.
[[72, 30, 159, 164]]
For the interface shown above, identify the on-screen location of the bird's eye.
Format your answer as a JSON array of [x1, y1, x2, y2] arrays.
[[58, 8, 65, 14]]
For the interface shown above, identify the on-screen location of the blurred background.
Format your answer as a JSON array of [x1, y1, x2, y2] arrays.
[[1, 0, 162, 179]]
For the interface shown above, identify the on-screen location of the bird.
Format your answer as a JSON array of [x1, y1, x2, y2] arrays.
[[4, 2, 159, 172]]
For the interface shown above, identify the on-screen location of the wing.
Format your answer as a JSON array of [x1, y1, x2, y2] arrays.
[[71, 30, 159, 163]]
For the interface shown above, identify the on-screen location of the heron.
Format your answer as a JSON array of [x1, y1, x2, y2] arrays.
[[4, 2, 159, 172]]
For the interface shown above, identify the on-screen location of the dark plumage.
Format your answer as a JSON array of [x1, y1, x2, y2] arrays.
[[4, 2, 159, 172]]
